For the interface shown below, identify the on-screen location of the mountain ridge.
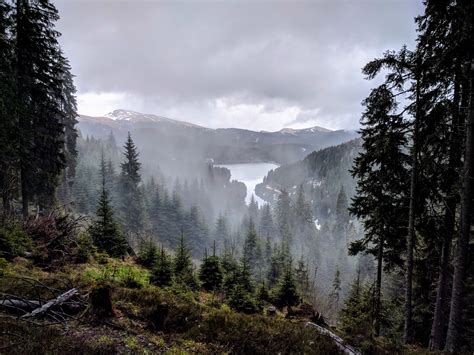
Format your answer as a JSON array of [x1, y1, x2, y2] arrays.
[[81, 108, 336, 134]]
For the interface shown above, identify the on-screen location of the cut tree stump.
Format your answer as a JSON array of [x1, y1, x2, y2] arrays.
[[89, 284, 114, 318]]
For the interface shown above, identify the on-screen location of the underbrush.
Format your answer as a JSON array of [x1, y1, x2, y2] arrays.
[[0, 258, 346, 354]]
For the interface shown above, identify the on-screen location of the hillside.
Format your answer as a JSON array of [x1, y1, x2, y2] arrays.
[[255, 139, 361, 220], [78, 110, 358, 175]]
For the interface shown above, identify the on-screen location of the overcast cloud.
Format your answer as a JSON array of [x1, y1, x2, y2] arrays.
[[54, 0, 424, 131]]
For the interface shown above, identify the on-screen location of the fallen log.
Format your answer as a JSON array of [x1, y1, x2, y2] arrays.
[[0, 298, 41, 313], [306, 322, 360, 355], [20, 288, 79, 319]]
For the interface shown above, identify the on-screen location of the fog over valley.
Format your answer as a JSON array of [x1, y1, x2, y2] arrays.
[[2, 0, 473, 353]]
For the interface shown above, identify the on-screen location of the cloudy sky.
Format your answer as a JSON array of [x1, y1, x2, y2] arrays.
[[55, 0, 424, 131]]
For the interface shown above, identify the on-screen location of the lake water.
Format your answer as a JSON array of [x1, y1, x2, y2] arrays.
[[216, 162, 279, 206]]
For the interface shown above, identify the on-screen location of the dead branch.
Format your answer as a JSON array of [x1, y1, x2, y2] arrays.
[[20, 288, 78, 319]]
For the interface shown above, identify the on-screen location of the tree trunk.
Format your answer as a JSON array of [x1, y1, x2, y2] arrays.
[[445, 61, 474, 352], [374, 233, 384, 337], [429, 62, 463, 351], [21, 165, 28, 219], [404, 69, 421, 344]]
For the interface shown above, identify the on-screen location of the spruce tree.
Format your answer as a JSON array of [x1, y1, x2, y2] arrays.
[[338, 275, 375, 348], [118, 132, 146, 234], [275, 260, 300, 308], [330, 268, 342, 310], [90, 155, 128, 258], [199, 243, 223, 292], [258, 203, 275, 239], [276, 190, 292, 244], [0, 0, 16, 218], [138, 238, 158, 268], [349, 84, 410, 336], [14, 0, 77, 215], [173, 233, 198, 289], [150, 246, 173, 287], [295, 256, 311, 299], [335, 186, 350, 230]]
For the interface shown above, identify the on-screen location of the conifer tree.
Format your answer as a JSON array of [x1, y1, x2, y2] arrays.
[[335, 186, 350, 230], [138, 238, 158, 268], [349, 84, 409, 336], [242, 219, 261, 279], [330, 268, 342, 310], [151, 246, 173, 287], [173, 233, 198, 289], [276, 190, 292, 244], [199, 243, 223, 292], [258, 203, 275, 239], [0, 0, 16, 218], [338, 274, 375, 348], [295, 256, 311, 299], [118, 132, 146, 233], [14, 0, 77, 215], [275, 260, 300, 308], [90, 155, 128, 258]]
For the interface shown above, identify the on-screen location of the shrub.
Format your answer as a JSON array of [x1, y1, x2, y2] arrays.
[[0, 223, 32, 260], [75, 232, 96, 263], [187, 308, 340, 354], [227, 284, 260, 314], [137, 239, 158, 268]]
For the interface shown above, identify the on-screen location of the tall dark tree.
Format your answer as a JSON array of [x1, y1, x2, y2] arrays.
[[151, 245, 173, 287], [258, 204, 275, 239], [14, 0, 76, 216], [118, 132, 146, 234], [335, 186, 350, 230], [173, 233, 198, 289], [349, 85, 409, 336], [199, 243, 223, 292], [445, 62, 474, 353], [90, 155, 128, 258], [275, 260, 300, 308], [0, 0, 16, 218], [276, 190, 292, 243]]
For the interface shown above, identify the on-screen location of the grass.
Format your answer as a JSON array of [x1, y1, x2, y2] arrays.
[[0, 257, 344, 354]]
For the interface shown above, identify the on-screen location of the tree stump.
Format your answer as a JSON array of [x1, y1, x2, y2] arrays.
[[89, 284, 114, 318], [148, 302, 169, 331]]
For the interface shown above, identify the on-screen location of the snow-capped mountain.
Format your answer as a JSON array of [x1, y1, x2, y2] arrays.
[[77, 109, 358, 171]]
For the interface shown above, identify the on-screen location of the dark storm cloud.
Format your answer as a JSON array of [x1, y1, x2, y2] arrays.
[[54, 0, 424, 130]]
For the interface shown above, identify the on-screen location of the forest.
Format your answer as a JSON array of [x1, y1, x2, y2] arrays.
[[0, 0, 473, 354]]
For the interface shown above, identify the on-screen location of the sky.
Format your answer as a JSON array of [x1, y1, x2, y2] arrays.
[[54, 0, 424, 131]]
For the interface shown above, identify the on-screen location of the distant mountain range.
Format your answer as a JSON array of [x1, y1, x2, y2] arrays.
[[77, 109, 358, 177]]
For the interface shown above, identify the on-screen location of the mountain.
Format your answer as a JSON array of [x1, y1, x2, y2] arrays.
[[255, 138, 361, 220], [77, 109, 358, 178]]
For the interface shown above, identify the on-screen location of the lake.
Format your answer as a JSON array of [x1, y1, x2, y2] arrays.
[[216, 162, 279, 206]]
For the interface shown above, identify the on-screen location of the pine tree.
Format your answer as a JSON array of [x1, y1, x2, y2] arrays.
[[445, 62, 474, 352], [258, 203, 275, 239], [349, 84, 410, 336], [173, 233, 198, 289], [118, 132, 146, 234], [335, 186, 350, 232], [199, 243, 223, 292], [276, 190, 292, 244], [138, 238, 158, 268], [0, 1, 16, 218], [150, 246, 173, 287], [338, 275, 375, 348], [330, 268, 342, 310], [242, 219, 261, 279], [275, 260, 300, 308], [90, 155, 128, 258], [14, 0, 77, 216], [295, 256, 311, 299]]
